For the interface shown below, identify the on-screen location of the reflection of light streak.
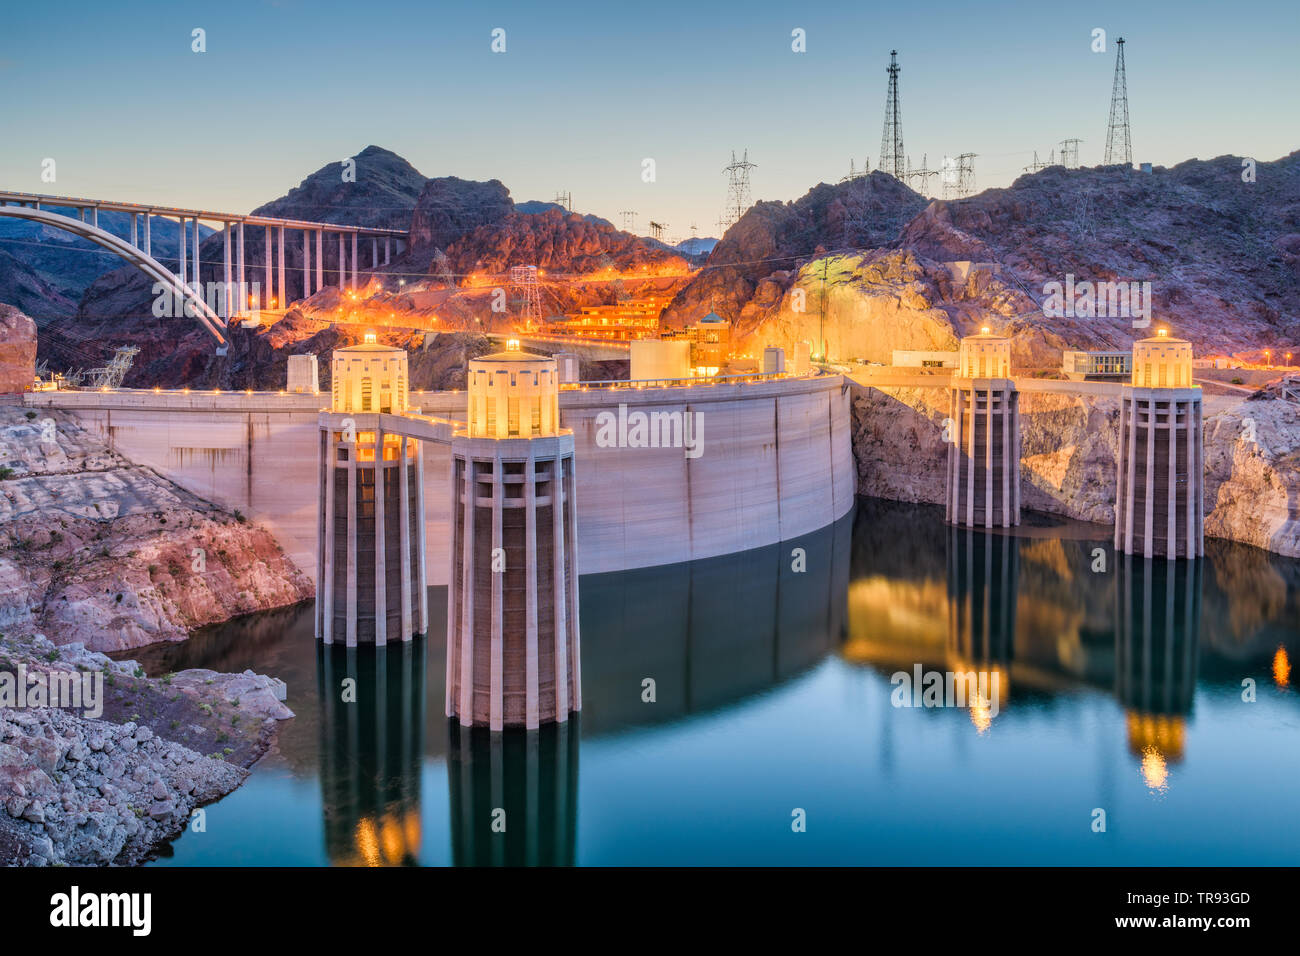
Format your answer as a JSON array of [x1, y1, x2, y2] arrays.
[[1140, 747, 1169, 793], [355, 817, 381, 867], [381, 814, 405, 864], [1274, 646, 1291, 688], [969, 693, 992, 734]]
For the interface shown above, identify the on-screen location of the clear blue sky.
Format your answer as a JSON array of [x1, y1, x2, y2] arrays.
[[1, 0, 1296, 241]]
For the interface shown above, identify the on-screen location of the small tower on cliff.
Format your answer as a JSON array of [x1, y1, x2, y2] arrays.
[[446, 342, 581, 731], [1114, 329, 1203, 559], [946, 328, 1021, 529], [316, 333, 427, 645]]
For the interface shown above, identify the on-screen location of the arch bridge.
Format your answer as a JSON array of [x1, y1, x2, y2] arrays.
[[0, 189, 408, 352]]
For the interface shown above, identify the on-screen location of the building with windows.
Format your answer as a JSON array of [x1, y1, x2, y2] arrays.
[[1061, 350, 1131, 381]]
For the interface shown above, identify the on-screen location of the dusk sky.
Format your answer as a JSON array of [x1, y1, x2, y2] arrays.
[[2, 0, 1296, 239]]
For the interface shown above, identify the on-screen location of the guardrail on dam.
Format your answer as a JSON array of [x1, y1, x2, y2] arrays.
[[25, 373, 855, 586]]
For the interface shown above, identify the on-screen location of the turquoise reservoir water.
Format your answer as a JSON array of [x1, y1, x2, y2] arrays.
[[129, 499, 1300, 866]]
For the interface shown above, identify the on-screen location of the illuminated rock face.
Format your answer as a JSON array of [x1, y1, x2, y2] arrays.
[[446, 350, 580, 730], [0, 304, 36, 394]]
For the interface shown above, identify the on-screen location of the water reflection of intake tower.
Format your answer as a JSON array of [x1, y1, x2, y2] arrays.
[[447, 722, 579, 866], [316, 642, 425, 866], [947, 525, 1018, 671], [1115, 554, 1201, 767]]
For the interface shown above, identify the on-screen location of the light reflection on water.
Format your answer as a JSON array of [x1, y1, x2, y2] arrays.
[[129, 498, 1300, 866]]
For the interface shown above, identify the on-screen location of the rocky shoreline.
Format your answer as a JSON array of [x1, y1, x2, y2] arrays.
[[0, 401, 312, 865], [0, 632, 292, 865], [0, 406, 314, 651]]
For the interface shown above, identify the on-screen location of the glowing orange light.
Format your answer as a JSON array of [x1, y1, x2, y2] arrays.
[[1140, 748, 1169, 793], [1274, 646, 1291, 688]]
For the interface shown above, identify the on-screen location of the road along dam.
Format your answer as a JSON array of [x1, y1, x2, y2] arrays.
[[25, 372, 856, 586]]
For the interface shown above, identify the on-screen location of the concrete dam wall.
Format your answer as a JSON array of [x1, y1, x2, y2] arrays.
[[26, 373, 855, 586]]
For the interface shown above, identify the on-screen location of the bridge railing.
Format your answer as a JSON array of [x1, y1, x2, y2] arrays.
[[562, 370, 819, 390]]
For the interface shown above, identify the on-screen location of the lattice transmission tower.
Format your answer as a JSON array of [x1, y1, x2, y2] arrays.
[[878, 50, 905, 180], [1023, 150, 1053, 173], [1104, 37, 1132, 167], [509, 265, 543, 328], [85, 346, 140, 389], [905, 154, 938, 195], [619, 210, 637, 233], [942, 154, 978, 200], [1059, 138, 1083, 169], [840, 157, 869, 183], [719, 150, 757, 233]]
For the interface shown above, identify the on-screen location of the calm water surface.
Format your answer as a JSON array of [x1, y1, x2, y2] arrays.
[[128, 499, 1300, 866]]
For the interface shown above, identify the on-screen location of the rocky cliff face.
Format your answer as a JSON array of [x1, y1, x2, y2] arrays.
[[0, 408, 313, 651], [441, 208, 689, 276], [0, 633, 291, 865], [659, 173, 928, 332], [405, 176, 515, 270], [663, 153, 1300, 366], [897, 154, 1300, 356], [851, 383, 1300, 557], [732, 248, 1040, 361], [0, 304, 37, 394], [0, 251, 78, 324]]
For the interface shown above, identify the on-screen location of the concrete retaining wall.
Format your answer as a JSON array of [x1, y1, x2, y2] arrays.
[[26, 374, 855, 586]]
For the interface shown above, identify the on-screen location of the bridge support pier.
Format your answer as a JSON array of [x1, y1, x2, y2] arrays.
[[178, 215, 187, 287], [277, 227, 286, 311], [223, 223, 232, 320], [351, 232, 358, 289], [316, 229, 323, 291], [338, 234, 345, 290], [190, 218, 199, 296], [143, 212, 151, 258], [303, 230, 312, 299], [237, 222, 245, 309]]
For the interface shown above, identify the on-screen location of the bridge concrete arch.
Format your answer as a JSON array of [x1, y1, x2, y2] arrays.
[[0, 204, 228, 348]]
